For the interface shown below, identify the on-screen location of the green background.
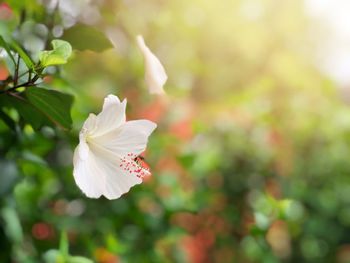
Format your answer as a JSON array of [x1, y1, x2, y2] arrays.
[[1, 0, 350, 262]]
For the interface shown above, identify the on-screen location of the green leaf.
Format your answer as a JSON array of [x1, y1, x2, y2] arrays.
[[5, 0, 43, 15], [43, 248, 94, 263], [67, 256, 94, 263], [11, 96, 47, 130], [25, 88, 73, 130], [62, 24, 113, 52], [0, 108, 16, 130], [0, 36, 15, 65], [11, 42, 34, 69], [21, 151, 47, 166], [1, 207, 23, 244], [39, 40, 72, 67], [0, 160, 19, 196], [0, 93, 48, 130], [43, 249, 65, 263], [59, 231, 69, 258]]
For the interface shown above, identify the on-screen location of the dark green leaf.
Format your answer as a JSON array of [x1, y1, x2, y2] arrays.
[[25, 88, 73, 130], [0, 93, 48, 130], [62, 24, 113, 52], [0, 108, 16, 130]]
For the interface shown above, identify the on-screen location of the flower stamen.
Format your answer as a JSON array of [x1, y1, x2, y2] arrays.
[[120, 153, 150, 178]]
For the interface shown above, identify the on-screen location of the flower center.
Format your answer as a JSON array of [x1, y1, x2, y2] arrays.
[[119, 153, 150, 178]]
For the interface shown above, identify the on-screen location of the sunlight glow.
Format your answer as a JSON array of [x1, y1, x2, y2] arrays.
[[305, 0, 350, 86]]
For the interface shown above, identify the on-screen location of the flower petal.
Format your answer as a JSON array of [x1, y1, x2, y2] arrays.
[[92, 119, 157, 157], [73, 144, 104, 198], [78, 135, 89, 161], [74, 143, 142, 199], [82, 113, 97, 133], [73, 95, 156, 200], [76, 144, 142, 199], [102, 94, 121, 110], [92, 147, 143, 200], [136, 35, 168, 94], [104, 164, 143, 200], [93, 95, 127, 137]]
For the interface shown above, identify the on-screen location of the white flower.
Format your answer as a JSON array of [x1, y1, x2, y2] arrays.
[[73, 94, 157, 200], [136, 35, 168, 94]]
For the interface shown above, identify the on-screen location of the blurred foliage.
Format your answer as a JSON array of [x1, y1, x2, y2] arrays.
[[1, 0, 350, 262]]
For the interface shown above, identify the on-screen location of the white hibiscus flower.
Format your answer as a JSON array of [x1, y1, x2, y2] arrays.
[[73, 94, 157, 199], [136, 35, 168, 94]]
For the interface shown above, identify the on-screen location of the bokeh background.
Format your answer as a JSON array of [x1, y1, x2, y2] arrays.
[[1, 0, 350, 262]]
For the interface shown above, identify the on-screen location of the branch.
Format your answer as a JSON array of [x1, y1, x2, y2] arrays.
[[13, 54, 20, 86]]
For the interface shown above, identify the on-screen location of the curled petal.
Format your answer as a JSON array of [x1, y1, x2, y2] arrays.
[[136, 35, 168, 94], [93, 95, 127, 137], [102, 94, 121, 110]]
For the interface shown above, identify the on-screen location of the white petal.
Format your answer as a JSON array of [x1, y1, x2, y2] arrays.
[[105, 170, 142, 199], [78, 113, 97, 161], [92, 146, 143, 200], [102, 94, 121, 110], [104, 165, 143, 200], [136, 35, 168, 94], [73, 144, 104, 198], [73, 94, 156, 200], [92, 95, 127, 137], [82, 113, 97, 133], [74, 143, 142, 200], [92, 119, 157, 157], [78, 134, 89, 161]]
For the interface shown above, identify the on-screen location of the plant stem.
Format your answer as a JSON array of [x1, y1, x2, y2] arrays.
[[16, 69, 31, 80], [13, 54, 20, 86], [0, 79, 37, 94]]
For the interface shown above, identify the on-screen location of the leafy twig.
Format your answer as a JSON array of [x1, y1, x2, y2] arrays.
[[0, 79, 37, 94]]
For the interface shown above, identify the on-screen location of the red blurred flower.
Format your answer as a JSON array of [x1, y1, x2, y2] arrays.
[[0, 65, 9, 81], [0, 3, 13, 20], [169, 118, 193, 140], [144, 99, 167, 122], [182, 230, 215, 263], [32, 222, 55, 240]]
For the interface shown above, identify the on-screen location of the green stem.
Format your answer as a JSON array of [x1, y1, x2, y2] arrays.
[[16, 69, 31, 80], [13, 54, 20, 86], [59, 231, 69, 258]]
